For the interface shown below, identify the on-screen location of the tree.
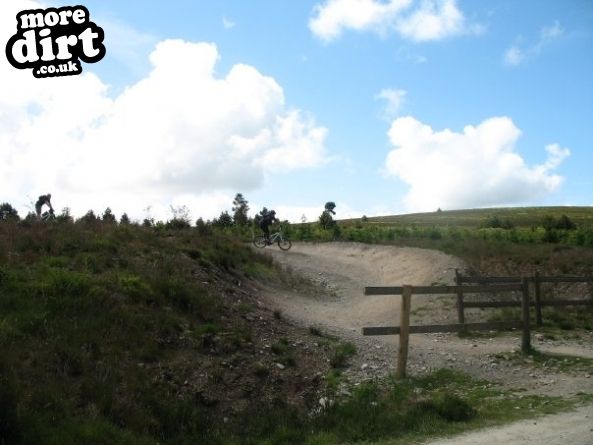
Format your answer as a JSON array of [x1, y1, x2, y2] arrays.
[[556, 214, 576, 230], [195, 217, 210, 235], [102, 207, 117, 224], [77, 210, 98, 224], [120, 213, 131, 225], [215, 211, 234, 228], [56, 207, 74, 223], [232, 193, 250, 226], [170, 205, 191, 223], [0, 202, 19, 221], [166, 205, 191, 229], [319, 201, 336, 229]]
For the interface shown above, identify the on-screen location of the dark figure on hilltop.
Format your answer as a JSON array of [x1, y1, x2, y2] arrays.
[[259, 210, 278, 244], [35, 193, 53, 218]]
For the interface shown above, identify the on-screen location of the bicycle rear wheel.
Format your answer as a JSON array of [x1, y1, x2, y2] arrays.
[[253, 236, 267, 248], [277, 238, 292, 251]]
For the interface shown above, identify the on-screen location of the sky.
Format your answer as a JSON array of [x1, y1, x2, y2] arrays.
[[1, 0, 592, 223]]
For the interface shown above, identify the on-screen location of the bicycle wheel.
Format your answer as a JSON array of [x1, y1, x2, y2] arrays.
[[277, 238, 292, 251], [253, 236, 267, 248]]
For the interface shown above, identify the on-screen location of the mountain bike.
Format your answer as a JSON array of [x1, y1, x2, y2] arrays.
[[40, 209, 55, 221], [253, 226, 292, 251]]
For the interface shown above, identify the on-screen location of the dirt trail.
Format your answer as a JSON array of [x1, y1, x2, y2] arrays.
[[259, 242, 593, 445]]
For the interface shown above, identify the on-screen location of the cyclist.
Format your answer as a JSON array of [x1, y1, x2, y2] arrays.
[[35, 193, 54, 219], [259, 210, 278, 245]]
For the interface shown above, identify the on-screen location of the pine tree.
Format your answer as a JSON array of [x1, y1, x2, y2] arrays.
[[232, 193, 250, 226]]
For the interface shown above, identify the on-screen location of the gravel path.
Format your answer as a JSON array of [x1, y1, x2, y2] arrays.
[[426, 404, 593, 445], [259, 242, 593, 444]]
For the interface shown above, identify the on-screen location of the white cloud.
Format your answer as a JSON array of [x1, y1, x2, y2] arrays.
[[0, 2, 328, 221], [503, 45, 524, 66], [503, 21, 564, 67], [223, 16, 236, 29], [309, 0, 481, 43], [395, 0, 465, 41], [384, 116, 570, 212], [309, 0, 411, 41], [376, 88, 407, 119], [540, 20, 563, 41]]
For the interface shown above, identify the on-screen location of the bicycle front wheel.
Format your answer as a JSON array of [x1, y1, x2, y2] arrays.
[[253, 236, 267, 248], [277, 238, 292, 251]]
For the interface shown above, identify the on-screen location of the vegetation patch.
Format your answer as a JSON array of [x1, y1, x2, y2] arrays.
[[493, 349, 593, 374]]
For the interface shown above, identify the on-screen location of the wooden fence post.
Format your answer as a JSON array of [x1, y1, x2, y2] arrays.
[[521, 278, 531, 353], [455, 269, 465, 324], [396, 285, 412, 379], [534, 271, 543, 327]]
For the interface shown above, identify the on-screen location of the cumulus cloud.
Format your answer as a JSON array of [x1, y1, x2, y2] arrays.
[[384, 116, 570, 211], [0, 2, 328, 221], [309, 0, 481, 42], [503, 20, 564, 67]]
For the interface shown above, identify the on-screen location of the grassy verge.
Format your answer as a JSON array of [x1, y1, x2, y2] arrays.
[[226, 368, 577, 445], [492, 349, 593, 375], [487, 305, 593, 337]]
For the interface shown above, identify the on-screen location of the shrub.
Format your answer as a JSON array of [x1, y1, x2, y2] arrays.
[[0, 202, 19, 221], [330, 342, 356, 368], [433, 393, 476, 422]]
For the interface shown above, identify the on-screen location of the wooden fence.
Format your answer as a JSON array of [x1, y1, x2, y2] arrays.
[[362, 273, 592, 379], [363, 281, 531, 379], [454, 270, 593, 326]]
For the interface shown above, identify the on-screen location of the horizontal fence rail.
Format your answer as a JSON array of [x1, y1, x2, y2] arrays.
[[363, 321, 522, 336], [364, 284, 523, 295], [455, 270, 593, 326]]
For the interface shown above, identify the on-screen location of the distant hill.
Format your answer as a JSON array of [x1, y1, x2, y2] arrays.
[[346, 206, 593, 229]]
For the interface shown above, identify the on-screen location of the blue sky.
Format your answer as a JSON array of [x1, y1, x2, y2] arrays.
[[1, 0, 592, 222]]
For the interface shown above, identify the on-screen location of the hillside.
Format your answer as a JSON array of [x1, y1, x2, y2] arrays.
[[352, 206, 593, 228], [0, 221, 338, 443]]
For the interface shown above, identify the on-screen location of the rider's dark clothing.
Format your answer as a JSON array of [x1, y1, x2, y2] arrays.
[[259, 213, 277, 241], [35, 194, 53, 217]]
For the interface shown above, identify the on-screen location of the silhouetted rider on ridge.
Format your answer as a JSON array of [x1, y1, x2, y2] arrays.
[[35, 193, 54, 219]]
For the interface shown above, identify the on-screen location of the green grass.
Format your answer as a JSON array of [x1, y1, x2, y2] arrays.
[[0, 220, 282, 444], [228, 368, 576, 445], [488, 305, 593, 335], [493, 348, 593, 374], [271, 337, 296, 367]]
